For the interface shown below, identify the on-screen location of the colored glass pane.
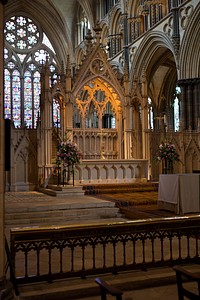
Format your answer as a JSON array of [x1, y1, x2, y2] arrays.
[[24, 71, 32, 127], [174, 87, 180, 132], [33, 71, 41, 127], [4, 69, 11, 119], [12, 70, 21, 127], [4, 15, 57, 128], [5, 16, 40, 50], [53, 100, 60, 127], [34, 49, 50, 64]]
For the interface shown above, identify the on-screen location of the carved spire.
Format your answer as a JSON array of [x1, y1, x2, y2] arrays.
[[93, 19, 102, 45], [84, 29, 93, 54]]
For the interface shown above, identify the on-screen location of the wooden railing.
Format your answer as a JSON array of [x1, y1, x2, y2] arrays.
[[10, 215, 200, 285]]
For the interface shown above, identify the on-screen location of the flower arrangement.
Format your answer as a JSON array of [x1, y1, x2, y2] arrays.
[[56, 140, 82, 167], [156, 141, 180, 174], [156, 141, 179, 162]]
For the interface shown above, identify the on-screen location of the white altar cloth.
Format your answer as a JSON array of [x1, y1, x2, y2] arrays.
[[158, 174, 200, 214]]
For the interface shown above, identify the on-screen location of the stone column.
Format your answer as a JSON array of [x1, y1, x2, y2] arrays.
[[117, 108, 123, 159], [0, 2, 5, 285], [38, 61, 52, 187], [141, 99, 148, 159], [179, 82, 186, 129], [193, 79, 200, 129], [186, 82, 193, 129], [178, 78, 200, 130], [0, 2, 15, 298]]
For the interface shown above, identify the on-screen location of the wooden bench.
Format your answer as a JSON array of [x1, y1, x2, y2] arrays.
[[95, 277, 123, 300], [173, 265, 200, 300]]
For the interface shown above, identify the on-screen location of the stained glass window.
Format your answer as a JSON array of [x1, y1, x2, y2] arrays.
[[33, 72, 41, 128], [4, 15, 58, 128], [5, 16, 40, 50], [53, 99, 60, 128], [4, 69, 11, 119], [24, 71, 32, 128], [12, 70, 21, 127], [148, 98, 154, 129], [174, 86, 180, 132]]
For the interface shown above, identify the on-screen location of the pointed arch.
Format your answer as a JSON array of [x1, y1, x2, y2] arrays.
[[130, 31, 176, 81], [5, 0, 72, 63], [179, 1, 200, 79]]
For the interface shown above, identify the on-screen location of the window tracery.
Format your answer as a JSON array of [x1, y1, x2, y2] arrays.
[[4, 15, 58, 128], [75, 79, 118, 129]]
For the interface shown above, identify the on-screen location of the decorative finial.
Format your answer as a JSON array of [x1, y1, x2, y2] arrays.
[[93, 20, 102, 44], [84, 29, 93, 54]]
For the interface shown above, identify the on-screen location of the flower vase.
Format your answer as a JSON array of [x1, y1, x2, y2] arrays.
[[66, 164, 75, 186], [162, 159, 174, 174], [62, 165, 67, 187]]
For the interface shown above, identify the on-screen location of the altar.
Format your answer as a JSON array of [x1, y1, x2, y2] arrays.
[[158, 173, 200, 214]]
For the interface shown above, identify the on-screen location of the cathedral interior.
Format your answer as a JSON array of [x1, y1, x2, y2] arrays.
[[0, 0, 200, 191], [0, 0, 200, 298]]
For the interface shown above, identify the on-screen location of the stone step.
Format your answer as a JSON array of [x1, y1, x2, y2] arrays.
[[83, 182, 159, 195], [39, 185, 85, 196], [5, 192, 124, 227], [5, 207, 122, 226], [6, 199, 116, 214]]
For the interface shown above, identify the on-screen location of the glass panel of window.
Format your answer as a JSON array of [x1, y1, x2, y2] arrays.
[[24, 71, 32, 127], [4, 69, 11, 119], [53, 99, 60, 128], [102, 102, 115, 128], [4, 15, 57, 128], [12, 70, 21, 127], [148, 97, 154, 129], [174, 86, 180, 132]]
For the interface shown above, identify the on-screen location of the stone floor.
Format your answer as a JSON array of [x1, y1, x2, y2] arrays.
[[4, 190, 200, 300], [17, 265, 200, 300]]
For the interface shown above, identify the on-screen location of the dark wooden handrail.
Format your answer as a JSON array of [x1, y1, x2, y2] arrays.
[[10, 215, 200, 284], [95, 277, 123, 300]]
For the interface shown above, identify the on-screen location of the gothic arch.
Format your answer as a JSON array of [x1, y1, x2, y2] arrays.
[[5, 0, 72, 64], [74, 78, 121, 121], [129, 0, 142, 16], [73, 74, 124, 104], [130, 31, 177, 111], [179, 1, 200, 79], [185, 139, 200, 173], [51, 83, 66, 101], [130, 31, 175, 81], [78, 0, 95, 29], [100, 21, 109, 48], [109, 4, 122, 34], [75, 47, 85, 67]]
